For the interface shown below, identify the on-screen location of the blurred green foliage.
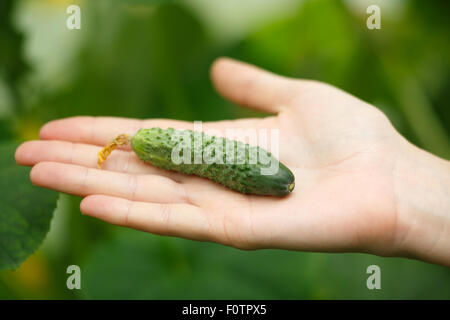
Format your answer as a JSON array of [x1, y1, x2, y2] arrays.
[[0, 0, 449, 299], [0, 0, 29, 113]]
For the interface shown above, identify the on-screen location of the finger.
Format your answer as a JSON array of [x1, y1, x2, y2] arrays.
[[210, 57, 300, 114], [30, 162, 188, 204], [39, 116, 190, 146], [80, 195, 213, 242], [38, 116, 276, 148], [15, 140, 188, 181]]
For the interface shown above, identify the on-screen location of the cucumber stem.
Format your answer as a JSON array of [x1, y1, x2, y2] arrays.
[[97, 134, 131, 169]]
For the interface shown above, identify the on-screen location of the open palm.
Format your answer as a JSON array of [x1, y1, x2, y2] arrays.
[[15, 58, 407, 257]]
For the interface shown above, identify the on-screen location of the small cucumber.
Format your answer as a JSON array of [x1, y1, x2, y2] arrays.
[[98, 128, 295, 196]]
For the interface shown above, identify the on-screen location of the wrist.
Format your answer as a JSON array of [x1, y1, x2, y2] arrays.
[[393, 140, 450, 266]]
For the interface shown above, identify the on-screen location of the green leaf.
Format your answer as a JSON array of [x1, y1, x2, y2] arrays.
[[0, 142, 59, 270]]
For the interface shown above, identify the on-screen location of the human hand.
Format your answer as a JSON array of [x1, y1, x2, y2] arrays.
[[15, 58, 450, 266]]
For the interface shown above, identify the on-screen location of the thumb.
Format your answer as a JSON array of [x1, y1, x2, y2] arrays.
[[210, 57, 299, 114]]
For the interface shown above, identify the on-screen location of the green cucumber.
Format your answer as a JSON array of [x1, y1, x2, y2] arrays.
[[99, 128, 295, 196]]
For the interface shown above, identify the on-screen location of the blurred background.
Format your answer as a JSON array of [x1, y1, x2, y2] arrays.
[[0, 0, 449, 299]]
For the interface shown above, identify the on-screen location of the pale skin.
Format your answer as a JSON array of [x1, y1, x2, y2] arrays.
[[15, 58, 450, 267]]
